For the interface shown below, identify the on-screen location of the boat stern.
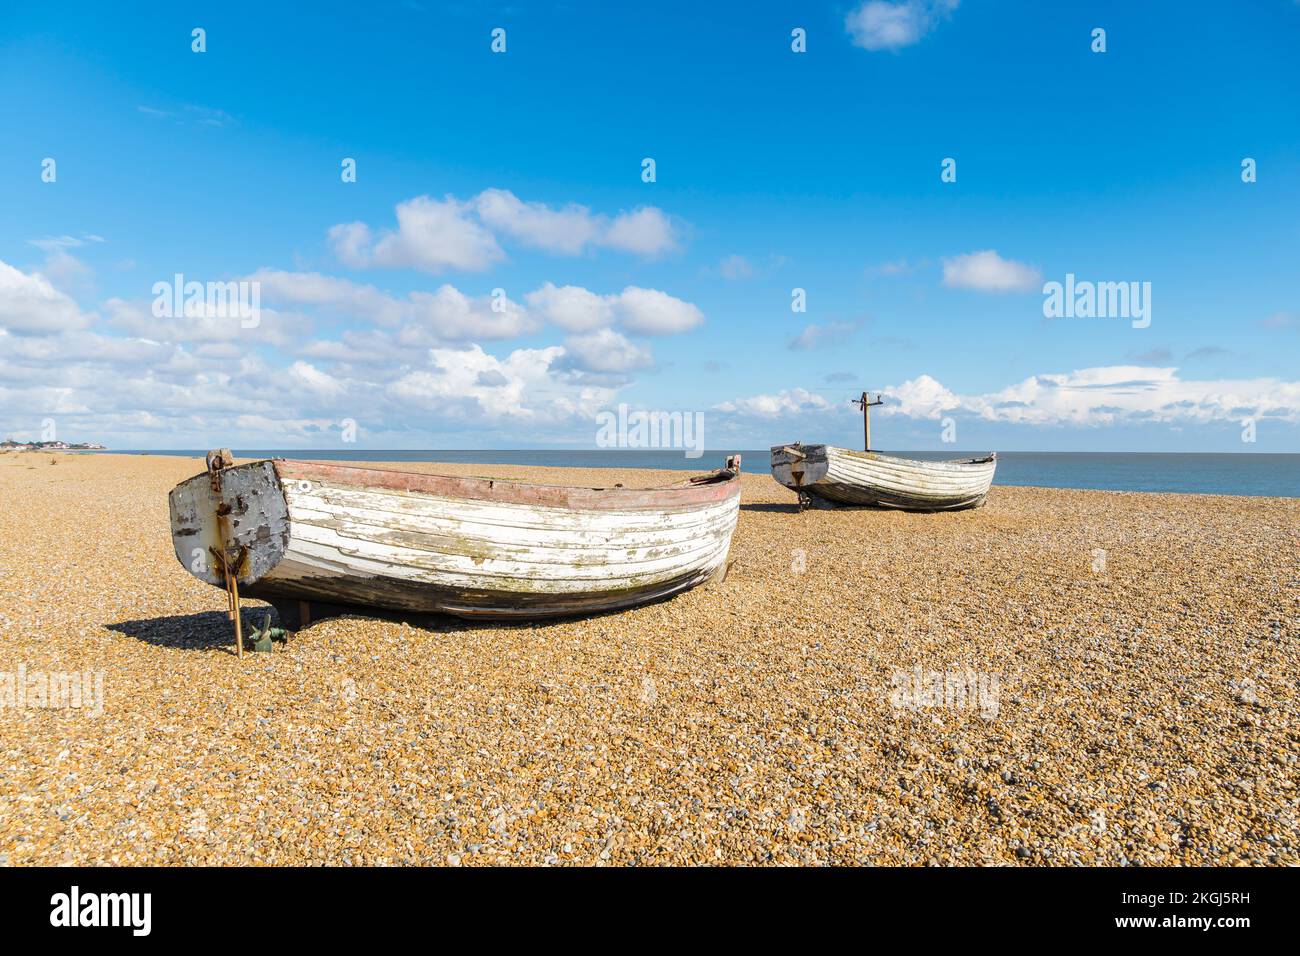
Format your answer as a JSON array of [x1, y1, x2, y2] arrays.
[[770, 443, 829, 492], [168, 455, 291, 589]]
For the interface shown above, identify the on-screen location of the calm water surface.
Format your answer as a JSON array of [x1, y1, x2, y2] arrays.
[[116, 449, 1300, 497]]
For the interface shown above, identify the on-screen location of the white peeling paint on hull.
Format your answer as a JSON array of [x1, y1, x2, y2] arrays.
[[770, 444, 996, 511], [169, 457, 742, 620]]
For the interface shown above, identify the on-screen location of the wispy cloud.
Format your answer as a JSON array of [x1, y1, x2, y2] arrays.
[[870, 335, 916, 351], [1260, 311, 1297, 330], [867, 257, 922, 277], [718, 254, 754, 280], [788, 320, 860, 350], [27, 234, 104, 253], [137, 104, 235, 128], [25, 235, 105, 294]]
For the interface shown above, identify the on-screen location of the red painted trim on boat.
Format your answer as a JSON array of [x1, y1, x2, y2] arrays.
[[273, 459, 743, 511]]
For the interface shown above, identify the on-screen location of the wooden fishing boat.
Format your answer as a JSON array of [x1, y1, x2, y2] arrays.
[[169, 451, 743, 627], [770, 390, 995, 511], [771, 444, 996, 510]]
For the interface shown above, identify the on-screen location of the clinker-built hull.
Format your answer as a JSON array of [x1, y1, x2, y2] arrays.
[[170, 456, 742, 621], [771, 444, 995, 511]]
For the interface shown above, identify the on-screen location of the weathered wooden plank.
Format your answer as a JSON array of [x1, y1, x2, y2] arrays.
[[287, 497, 738, 549], [289, 486, 739, 536], [286, 520, 732, 584]]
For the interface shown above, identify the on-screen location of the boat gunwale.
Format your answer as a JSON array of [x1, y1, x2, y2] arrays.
[[273, 457, 742, 512], [769, 444, 996, 469], [824, 446, 996, 468]]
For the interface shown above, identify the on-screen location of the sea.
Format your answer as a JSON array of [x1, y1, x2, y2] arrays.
[[113, 449, 1300, 498]]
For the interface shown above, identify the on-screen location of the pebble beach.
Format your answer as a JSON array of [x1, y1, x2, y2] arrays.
[[1, 452, 1296, 866]]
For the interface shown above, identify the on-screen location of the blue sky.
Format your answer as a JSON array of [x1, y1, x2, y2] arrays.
[[1, 0, 1298, 452]]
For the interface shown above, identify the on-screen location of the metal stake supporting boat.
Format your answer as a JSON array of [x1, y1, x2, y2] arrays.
[[206, 449, 244, 659]]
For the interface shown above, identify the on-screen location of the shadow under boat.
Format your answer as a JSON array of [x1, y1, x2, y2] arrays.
[[106, 610, 264, 654], [107, 579, 735, 652], [259, 594, 684, 632]]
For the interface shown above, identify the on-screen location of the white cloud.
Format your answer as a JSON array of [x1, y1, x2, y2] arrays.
[[615, 286, 703, 335], [882, 373, 962, 418], [601, 207, 678, 257], [525, 282, 614, 332], [251, 270, 535, 341], [404, 285, 537, 341], [941, 249, 1041, 293], [845, 0, 959, 51], [714, 387, 831, 419], [251, 270, 407, 324], [473, 189, 600, 255], [0, 256, 702, 446], [331, 194, 504, 273], [0, 259, 95, 334], [0, 328, 184, 370], [959, 366, 1300, 427], [287, 360, 346, 398], [0, 314, 628, 447], [105, 297, 311, 348], [717, 366, 1300, 429], [561, 328, 654, 374], [242, 273, 705, 374], [297, 329, 410, 366], [328, 222, 375, 268], [330, 191, 681, 271], [525, 282, 703, 336], [388, 344, 613, 422]]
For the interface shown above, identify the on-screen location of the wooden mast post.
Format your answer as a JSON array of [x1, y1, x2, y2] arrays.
[[851, 391, 884, 451]]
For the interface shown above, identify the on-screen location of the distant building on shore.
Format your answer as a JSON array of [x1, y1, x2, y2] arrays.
[[0, 439, 107, 451]]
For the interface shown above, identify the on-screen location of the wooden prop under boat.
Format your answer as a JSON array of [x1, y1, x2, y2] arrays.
[[169, 451, 743, 626], [770, 443, 996, 511]]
